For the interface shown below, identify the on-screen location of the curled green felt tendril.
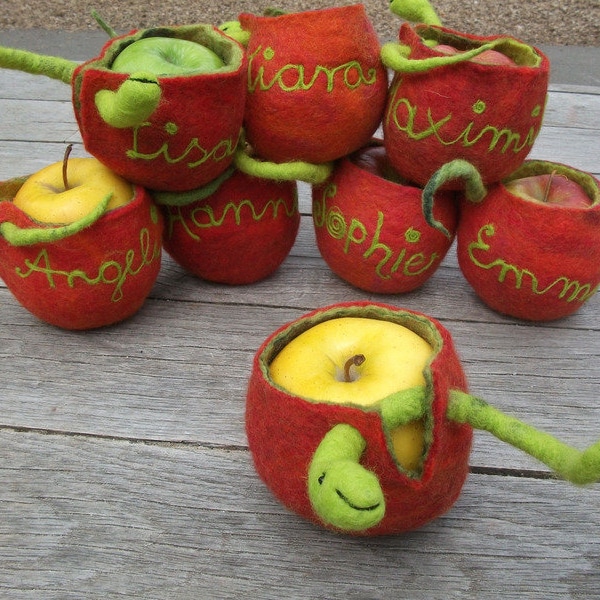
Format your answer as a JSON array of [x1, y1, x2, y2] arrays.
[[448, 390, 600, 486], [91, 10, 118, 38], [389, 0, 442, 25], [234, 149, 333, 184], [0, 46, 76, 84], [151, 166, 236, 206], [422, 159, 486, 239], [0, 194, 111, 246]]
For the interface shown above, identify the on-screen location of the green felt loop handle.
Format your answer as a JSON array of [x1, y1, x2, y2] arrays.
[[422, 159, 486, 239], [448, 390, 600, 486], [151, 166, 237, 206], [233, 149, 333, 185], [381, 40, 499, 73], [0, 194, 111, 246], [0, 45, 76, 84]]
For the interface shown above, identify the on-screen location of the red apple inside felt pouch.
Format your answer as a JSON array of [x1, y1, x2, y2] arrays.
[[246, 302, 472, 535], [456, 160, 600, 321], [382, 24, 550, 188], [158, 168, 299, 285], [0, 177, 163, 330], [312, 140, 457, 293], [72, 25, 246, 191], [238, 5, 388, 164]]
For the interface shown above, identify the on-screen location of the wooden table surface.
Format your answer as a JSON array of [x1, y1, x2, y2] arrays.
[[1, 63, 599, 599]]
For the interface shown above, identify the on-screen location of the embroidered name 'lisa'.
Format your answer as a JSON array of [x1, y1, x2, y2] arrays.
[[15, 225, 161, 302], [167, 194, 299, 242], [314, 184, 439, 280], [127, 122, 240, 168], [247, 45, 378, 93], [468, 223, 598, 302], [386, 85, 543, 155]]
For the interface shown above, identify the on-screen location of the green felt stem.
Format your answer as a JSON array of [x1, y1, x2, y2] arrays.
[[381, 41, 498, 73], [234, 150, 333, 185], [151, 166, 236, 206], [307, 424, 385, 531], [0, 46, 76, 84], [91, 10, 118, 38], [0, 194, 111, 246], [422, 159, 486, 238], [389, 0, 442, 25], [448, 390, 600, 485]]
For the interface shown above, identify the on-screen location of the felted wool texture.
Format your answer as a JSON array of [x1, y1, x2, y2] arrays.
[[245, 301, 473, 536], [72, 25, 247, 192], [239, 5, 388, 164], [312, 140, 458, 294], [383, 24, 550, 189], [0, 177, 163, 330], [160, 168, 299, 285], [456, 161, 600, 321]]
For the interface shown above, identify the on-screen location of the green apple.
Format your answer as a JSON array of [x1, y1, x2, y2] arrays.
[[111, 36, 225, 76], [13, 154, 133, 224], [269, 316, 432, 471]]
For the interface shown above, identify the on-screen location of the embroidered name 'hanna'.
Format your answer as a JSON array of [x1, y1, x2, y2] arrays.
[[386, 83, 543, 155], [247, 45, 379, 93], [468, 223, 599, 303], [127, 122, 240, 168], [166, 195, 299, 241], [15, 226, 161, 302], [314, 184, 439, 280]]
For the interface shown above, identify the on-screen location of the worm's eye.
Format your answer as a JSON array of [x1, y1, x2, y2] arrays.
[[318, 473, 326, 485]]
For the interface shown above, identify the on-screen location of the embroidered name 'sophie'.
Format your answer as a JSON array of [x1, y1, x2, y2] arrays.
[[468, 223, 599, 303], [166, 194, 299, 241], [247, 45, 379, 93], [314, 184, 439, 280]]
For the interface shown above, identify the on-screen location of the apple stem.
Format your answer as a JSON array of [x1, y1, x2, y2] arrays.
[[543, 170, 557, 203], [62, 144, 73, 191], [344, 354, 365, 382]]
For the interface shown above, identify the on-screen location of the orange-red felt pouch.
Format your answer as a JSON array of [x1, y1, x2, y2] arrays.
[[239, 5, 388, 164], [382, 24, 550, 188], [0, 177, 163, 330], [73, 25, 247, 192]]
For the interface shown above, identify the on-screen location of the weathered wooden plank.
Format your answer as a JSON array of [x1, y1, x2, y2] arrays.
[[0, 429, 598, 599]]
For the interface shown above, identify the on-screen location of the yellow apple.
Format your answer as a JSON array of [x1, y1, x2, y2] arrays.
[[13, 156, 133, 225], [269, 316, 432, 470]]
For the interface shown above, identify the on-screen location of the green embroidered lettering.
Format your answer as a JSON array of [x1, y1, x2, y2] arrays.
[[247, 45, 378, 94], [15, 225, 161, 302], [467, 223, 599, 303]]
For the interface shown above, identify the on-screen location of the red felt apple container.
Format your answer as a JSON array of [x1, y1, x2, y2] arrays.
[[382, 24, 550, 188], [312, 140, 457, 293], [158, 167, 299, 285], [72, 25, 247, 191], [456, 160, 600, 321], [0, 177, 163, 330], [246, 301, 473, 536], [238, 5, 388, 164]]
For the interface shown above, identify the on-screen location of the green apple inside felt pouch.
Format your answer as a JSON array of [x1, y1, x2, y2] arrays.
[[110, 36, 226, 76]]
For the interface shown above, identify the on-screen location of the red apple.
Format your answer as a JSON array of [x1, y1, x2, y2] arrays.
[[504, 172, 593, 209], [312, 140, 457, 294], [456, 160, 600, 321], [433, 44, 517, 66], [159, 168, 299, 285]]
